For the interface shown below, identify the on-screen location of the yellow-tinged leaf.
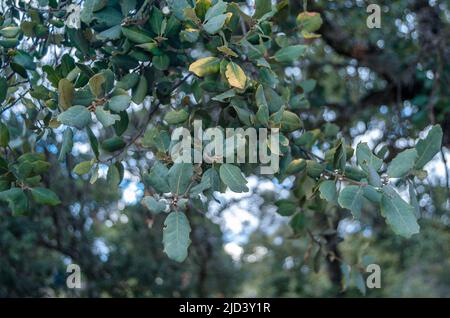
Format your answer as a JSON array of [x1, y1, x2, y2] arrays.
[[217, 45, 238, 57], [225, 62, 246, 89], [195, 0, 212, 20], [302, 31, 321, 39], [49, 118, 61, 129], [58, 78, 74, 110], [225, 12, 233, 24], [88, 73, 106, 98], [188, 57, 220, 77]]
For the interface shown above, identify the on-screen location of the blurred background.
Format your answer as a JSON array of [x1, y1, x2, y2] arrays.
[[0, 0, 449, 297]]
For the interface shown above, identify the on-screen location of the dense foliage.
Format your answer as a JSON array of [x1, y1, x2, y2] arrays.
[[0, 0, 448, 297]]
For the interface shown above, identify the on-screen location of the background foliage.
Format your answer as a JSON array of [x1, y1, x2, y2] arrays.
[[0, 0, 449, 297]]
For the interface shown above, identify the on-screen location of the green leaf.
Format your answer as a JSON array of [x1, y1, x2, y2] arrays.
[[0, 156, 7, 175], [142, 196, 167, 214], [86, 126, 99, 159], [189, 177, 212, 196], [387, 148, 417, 178], [285, 158, 307, 174], [296, 11, 323, 33], [352, 271, 366, 296], [0, 188, 28, 214], [333, 139, 347, 172], [30, 187, 61, 206], [254, 0, 272, 19], [189, 57, 220, 77], [131, 75, 147, 104], [101, 137, 126, 152], [0, 122, 10, 148], [281, 110, 302, 132], [340, 263, 351, 291], [202, 167, 222, 193], [66, 28, 90, 56], [10, 62, 28, 78], [264, 86, 284, 113], [290, 212, 305, 234], [60, 54, 75, 77], [145, 161, 170, 193], [57, 106, 91, 129], [81, 0, 95, 22], [414, 125, 443, 169], [0, 76, 8, 104], [73, 161, 93, 175], [90, 166, 99, 184], [108, 94, 131, 112], [180, 28, 200, 43], [95, 106, 120, 127], [152, 55, 170, 71], [73, 88, 95, 106], [219, 164, 249, 193], [97, 25, 122, 40], [300, 79, 317, 93], [119, 0, 136, 15], [149, 6, 164, 35], [142, 127, 170, 152], [94, 7, 123, 28], [168, 163, 194, 196], [232, 104, 253, 125], [106, 164, 120, 187], [408, 182, 421, 218], [319, 180, 337, 203], [270, 105, 285, 126], [275, 199, 297, 216], [101, 70, 115, 94], [306, 160, 325, 178], [203, 13, 229, 34], [380, 186, 420, 238], [363, 185, 382, 203], [255, 85, 269, 126], [114, 111, 129, 136], [212, 89, 235, 102], [116, 73, 139, 90], [273, 45, 307, 63], [58, 128, 73, 162], [163, 211, 191, 262], [205, 0, 227, 21], [121, 26, 153, 44], [356, 143, 382, 173], [225, 62, 246, 89], [167, 0, 191, 21], [0, 37, 19, 49], [58, 78, 74, 110], [164, 109, 189, 125], [338, 185, 364, 218], [367, 165, 382, 187], [13, 50, 36, 70], [195, 0, 211, 20], [0, 26, 21, 38]]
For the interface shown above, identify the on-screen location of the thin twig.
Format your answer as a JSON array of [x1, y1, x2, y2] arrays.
[[440, 147, 449, 197], [103, 73, 193, 163], [0, 89, 30, 115]]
